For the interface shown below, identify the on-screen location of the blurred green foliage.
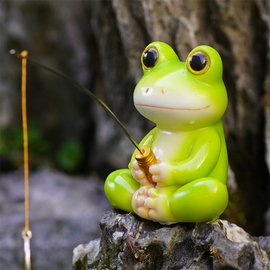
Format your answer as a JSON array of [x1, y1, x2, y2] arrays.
[[0, 123, 84, 173], [0, 122, 51, 155], [55, 139, 83, 172]]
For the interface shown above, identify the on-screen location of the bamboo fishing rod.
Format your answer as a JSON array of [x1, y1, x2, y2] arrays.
[[10, 49, 143, 155], [10, 49, 157, 185]]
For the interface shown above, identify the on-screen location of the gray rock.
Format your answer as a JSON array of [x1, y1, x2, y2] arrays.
[[0, 168, 111, 270], [73, 209, 270, 270]]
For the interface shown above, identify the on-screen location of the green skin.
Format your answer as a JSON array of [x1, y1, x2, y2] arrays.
[[105, 42, 228, 223]]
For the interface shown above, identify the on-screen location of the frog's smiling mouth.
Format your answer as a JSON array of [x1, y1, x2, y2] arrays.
[[135, 104, 210, 111]]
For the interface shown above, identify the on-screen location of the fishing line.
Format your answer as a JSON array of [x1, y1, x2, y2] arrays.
[[10, 49, 143, 155]]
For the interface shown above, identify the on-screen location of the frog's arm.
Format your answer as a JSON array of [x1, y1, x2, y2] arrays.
[[128, 127, 157, 169], [173, 129, 221, 185], [150, 128, 221, 187]]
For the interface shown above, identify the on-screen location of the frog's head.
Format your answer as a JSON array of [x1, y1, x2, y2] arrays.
[[134, 42, 227, 131]]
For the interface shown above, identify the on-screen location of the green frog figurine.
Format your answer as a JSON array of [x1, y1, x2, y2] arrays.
[[105, 42, 228, 223]]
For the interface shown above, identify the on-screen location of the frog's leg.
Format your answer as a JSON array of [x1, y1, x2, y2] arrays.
[[105, 169, 140, 213], [170, 178, 228, 223]]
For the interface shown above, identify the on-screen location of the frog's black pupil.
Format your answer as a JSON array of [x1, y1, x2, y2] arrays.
[[190, 52, 207, 71], [143, 48, 158, 68]]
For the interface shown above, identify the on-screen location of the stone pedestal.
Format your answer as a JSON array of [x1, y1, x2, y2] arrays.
[[73, 209, 270, 270]]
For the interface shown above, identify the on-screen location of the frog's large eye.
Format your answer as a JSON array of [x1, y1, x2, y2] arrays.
[[141, 47, 158, 69], [187, 51, 210, 75]]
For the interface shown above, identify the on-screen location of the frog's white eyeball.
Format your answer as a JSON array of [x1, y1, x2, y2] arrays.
[[141, 47, 158, 69], [187, 51, 210, 75]]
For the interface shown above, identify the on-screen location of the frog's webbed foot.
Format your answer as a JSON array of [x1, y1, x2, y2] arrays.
[[132, 178, 228, 223], [132, 186, 179, 222], [132, 186, 160, 220]]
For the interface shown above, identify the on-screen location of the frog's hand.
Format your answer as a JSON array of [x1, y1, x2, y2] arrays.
[[172, 128, 222, 186], [128, 127, 157, 169]]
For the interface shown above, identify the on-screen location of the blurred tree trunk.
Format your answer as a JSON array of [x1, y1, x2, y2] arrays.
[[1, 0, 269, 235], [86, 0, 270, 236]]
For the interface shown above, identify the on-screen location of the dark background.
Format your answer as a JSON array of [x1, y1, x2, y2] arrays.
[[1, 0, 269, 259]]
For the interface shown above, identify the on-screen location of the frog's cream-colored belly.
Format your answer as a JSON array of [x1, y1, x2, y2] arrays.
[[151, 130, 192, 161], [133, 130, 194, 221]]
